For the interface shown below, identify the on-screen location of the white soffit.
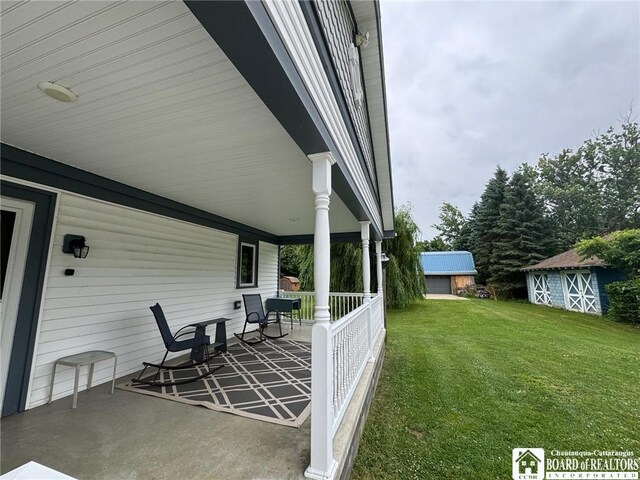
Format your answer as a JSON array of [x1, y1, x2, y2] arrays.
[[0, 0, 357, 237], [351, 1, 394, 233]]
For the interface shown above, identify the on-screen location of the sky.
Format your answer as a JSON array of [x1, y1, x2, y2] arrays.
[[379, 0, 640, 239]]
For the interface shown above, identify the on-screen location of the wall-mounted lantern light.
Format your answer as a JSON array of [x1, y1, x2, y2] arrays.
[[62, 234, 90, 259]]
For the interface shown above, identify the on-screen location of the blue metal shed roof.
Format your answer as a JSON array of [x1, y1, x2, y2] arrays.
[[420, 251, 478, 275]]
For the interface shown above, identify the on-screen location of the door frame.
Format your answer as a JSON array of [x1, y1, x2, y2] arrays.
[[1, 181, 56, 416], [1, 197, 35, 407]]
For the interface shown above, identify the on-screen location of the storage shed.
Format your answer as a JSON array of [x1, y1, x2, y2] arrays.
[[280, 276, 301, 292], [522, 248, 626, 314], [421, 251, 477, 294]]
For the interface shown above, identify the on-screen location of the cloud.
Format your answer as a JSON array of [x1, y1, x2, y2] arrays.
[[380, 0, 640, 238]]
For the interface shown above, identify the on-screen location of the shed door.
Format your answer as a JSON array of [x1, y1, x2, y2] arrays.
[[563, 272, 597, 313], [532, 274, 550, 305], [426, 276, 452, 294]]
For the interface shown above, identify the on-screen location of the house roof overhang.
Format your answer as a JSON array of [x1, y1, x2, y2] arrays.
[[350, 0, 395, 236], [0, 0, 391, 242]]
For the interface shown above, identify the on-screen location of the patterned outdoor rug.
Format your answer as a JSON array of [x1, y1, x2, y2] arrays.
[[118, 339, 311, 427]]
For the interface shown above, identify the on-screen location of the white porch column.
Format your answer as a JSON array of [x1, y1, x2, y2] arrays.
[[375, 240, 383, 295], [306, 152, 337, 480], [360, 221, 371, 302]]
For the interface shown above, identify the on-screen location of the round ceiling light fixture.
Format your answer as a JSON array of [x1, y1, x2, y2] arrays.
[[37, 81, 77, 102]]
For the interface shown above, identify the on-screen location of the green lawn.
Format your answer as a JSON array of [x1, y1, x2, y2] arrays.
[[352, 299, 640, 479]]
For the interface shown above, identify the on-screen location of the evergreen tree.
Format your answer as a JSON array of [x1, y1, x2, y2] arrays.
[[472, 167, 509, 284], [489, 169, 556, 297]]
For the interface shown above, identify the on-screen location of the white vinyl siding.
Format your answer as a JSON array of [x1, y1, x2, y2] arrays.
[[28, 192, 277, 408], [264, 0, 382, 234]]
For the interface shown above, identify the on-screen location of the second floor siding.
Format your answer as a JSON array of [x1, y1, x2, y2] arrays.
[[314, 0, 377, 193]]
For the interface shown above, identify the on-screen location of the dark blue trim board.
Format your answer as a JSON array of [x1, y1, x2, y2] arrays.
[[1, 181, 57, 416], [184, 0, 379, 237], [279, 231, 363, 245], [1, 144, 278, 244]]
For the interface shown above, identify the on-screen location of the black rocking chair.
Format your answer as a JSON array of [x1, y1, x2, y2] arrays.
[[234, 294, 288, 345], [131, 303, 224, 387]]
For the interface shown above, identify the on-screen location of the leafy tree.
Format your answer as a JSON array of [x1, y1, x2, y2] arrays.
[[280, 244, 314, 289], [432, 202, 467, 249], [489, 169, 556, 297], [380, 205, 426, 308], [283, 204, 424, 308], [577, 229, 640, 324], [418, 236, 449, 252], [330, 243, 364, 293], [454, 202, 478, 252], [575, 229, 640, 278], [472, 167, 509, 284], [536, 121, 640, 249], [280, 245, 304, 277]]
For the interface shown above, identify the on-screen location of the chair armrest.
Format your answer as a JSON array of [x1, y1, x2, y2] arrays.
[[168, 328, 209, 350]]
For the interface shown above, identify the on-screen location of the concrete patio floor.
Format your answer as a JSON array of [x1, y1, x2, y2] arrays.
[[1, 324, 312, 480]]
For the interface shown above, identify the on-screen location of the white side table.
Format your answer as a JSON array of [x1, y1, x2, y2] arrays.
[[48, 350, 117, 409]]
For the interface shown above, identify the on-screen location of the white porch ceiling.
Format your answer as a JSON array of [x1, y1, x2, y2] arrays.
[[0, 0, 358, 237]]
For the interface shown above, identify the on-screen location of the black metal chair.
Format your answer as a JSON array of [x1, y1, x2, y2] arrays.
[[234, 294, 288, 345], [131, 303, 224, 387]]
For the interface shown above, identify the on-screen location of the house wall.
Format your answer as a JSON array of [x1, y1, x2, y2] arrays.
[[592, 267, 626, 313], [313, 0, 375, 182], [27, 191, 278, 408], [263, 0, 382, 234]]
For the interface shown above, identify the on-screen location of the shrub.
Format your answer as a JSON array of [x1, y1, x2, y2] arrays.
[[606, 279, 640, 324]]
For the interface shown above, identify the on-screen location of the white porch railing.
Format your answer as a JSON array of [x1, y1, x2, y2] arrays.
[[282, 291, 364, 322], [331, 293, 384, 433], [305, 291, 385, 479]]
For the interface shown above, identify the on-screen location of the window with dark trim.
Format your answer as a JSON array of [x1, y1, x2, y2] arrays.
[[237, 239, 259, 288]]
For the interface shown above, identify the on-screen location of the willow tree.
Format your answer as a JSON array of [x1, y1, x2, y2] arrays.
[[280, 204, 424, 308], [380, 204, 425, 308]]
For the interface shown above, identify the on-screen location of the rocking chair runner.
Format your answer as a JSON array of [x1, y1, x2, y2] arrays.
[[131, 303, 224, 387], [234, 294, 288, 345]]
